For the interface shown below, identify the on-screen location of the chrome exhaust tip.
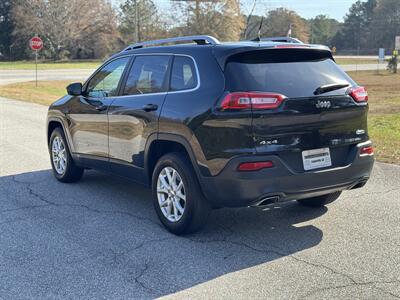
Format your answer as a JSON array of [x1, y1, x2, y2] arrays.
[[252, 196, 280, 208]]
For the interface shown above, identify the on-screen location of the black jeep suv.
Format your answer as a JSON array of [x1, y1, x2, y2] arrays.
[[47, 35, 374, 234]]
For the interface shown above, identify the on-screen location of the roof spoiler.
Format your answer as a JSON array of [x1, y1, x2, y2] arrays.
[[213, 45, 333, 71]]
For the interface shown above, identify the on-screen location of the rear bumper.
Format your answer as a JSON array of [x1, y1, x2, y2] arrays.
[[200, 142, 374, 207]]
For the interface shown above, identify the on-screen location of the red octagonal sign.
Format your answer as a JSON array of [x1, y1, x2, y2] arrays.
[[29, 36, 43, 51]]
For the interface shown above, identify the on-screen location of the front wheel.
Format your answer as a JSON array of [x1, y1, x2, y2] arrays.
[[152, 152, 211, 235], [49, 127, 84, 183], [297, 191, 342, 207]]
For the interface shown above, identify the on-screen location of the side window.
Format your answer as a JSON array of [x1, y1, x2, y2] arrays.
[[170, 56, 198, 91], [123, 55, 170, 95], [86, 57, 130, 98]]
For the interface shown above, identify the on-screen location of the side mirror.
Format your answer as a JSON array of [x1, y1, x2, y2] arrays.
[[66, 82, 82, 96]]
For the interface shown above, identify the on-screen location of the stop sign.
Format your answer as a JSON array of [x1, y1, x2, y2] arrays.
[[29, 36, 43, 51]]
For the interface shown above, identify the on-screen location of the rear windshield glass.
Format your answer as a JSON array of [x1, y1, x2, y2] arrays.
[[225, 52, 356, 98]]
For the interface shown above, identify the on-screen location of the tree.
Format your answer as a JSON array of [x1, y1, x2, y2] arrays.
[[331, 0, 377, 51], [171, 0, 244, 42], [370, 0, 400, 50], [119, 0, 166, 44], [12, 0, 120, 60], [0, 0, 14, 59], [309, 15, 341, 45], [245, 8, 310, 43]]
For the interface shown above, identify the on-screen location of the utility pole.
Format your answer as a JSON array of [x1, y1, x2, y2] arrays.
[[195, 0, 200, 27], [243, 0, 257, 40], [134, 0, 139, 42]]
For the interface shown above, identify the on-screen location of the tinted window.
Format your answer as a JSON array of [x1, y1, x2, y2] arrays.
[[170, 56, 198, 91], [225, 56, 356, 98], [86, 57, 129, 98], [123, 55, 170, 95]]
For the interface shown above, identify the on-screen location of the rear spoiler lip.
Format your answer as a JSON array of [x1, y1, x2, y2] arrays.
[[212, 45, 333, 71]]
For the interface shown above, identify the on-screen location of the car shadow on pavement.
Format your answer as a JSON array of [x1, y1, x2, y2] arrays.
[[1, 169, 327, 298]]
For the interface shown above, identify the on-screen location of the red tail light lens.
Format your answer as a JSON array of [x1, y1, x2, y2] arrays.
[[238, 161, 274, 172], [274, 44, 310, 49], [220, 92, 286, 111], [349, 86, 368, 102], [360, 145, 374, 156]]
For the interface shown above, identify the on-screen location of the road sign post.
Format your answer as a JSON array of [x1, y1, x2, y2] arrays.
[[29, 36, 43, 87], [395, 36, 400, 50], [378, 48, 385, 74]]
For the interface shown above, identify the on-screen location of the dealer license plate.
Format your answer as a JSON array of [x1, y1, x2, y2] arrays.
[[302, 148, 332, 171]]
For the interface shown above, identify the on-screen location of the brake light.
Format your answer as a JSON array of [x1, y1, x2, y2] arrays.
[[238, 161, 274, 171], [220, 92, 286, 111], [274, 45, 310, 49], [360, 145, 374, 156], [349, 86, 368, 102]]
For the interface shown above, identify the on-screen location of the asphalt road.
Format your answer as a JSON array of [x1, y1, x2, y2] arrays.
[[0, 62, 396, 86], [1, 97, 400, 299], [0, 69, 93, 85]]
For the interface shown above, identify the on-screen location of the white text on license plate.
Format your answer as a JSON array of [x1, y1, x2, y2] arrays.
[[302, 148, 332, 171]]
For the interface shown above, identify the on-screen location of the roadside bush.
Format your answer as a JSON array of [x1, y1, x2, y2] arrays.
[[387, 55, 398, 74]]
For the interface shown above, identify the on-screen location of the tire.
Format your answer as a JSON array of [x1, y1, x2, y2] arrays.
[[297, 191, 342, 207], [152, 152, 211, 235], [49, 127, 84, 183]]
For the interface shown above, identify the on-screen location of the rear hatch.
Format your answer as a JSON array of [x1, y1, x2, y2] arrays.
[[222, 48, 369, 172]]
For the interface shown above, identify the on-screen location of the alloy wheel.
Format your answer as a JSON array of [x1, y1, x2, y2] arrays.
[[51, 136, 67, 175], [157, 166, 186, 222]]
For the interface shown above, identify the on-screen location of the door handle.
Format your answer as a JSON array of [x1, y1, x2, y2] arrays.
[[95, 104, 107, 111], [142, 104, 158, 112]]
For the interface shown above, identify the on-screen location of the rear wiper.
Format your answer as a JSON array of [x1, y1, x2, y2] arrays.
[[313, 83, 349, 95]]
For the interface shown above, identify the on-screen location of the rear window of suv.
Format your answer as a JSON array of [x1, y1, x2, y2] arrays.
[[225, 49, 356, 98]]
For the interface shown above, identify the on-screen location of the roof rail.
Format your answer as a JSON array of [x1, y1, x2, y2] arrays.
[[255, 37, 303, 44], [123, 35, 220, 51]]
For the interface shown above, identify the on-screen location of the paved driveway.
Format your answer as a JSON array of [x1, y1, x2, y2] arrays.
[[0, 97, 399, 299]]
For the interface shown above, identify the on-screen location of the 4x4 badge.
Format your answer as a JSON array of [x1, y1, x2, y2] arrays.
[[316, 100, 331, 109]]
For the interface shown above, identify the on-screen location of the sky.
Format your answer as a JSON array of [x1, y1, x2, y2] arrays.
[[246, 0, 360, 21], [112, 0, 364, 21]]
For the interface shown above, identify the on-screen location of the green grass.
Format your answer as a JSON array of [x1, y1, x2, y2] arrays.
[[368, 114, 400, 164], [0, 60, 101, 70], [348, 71, 400, 164]]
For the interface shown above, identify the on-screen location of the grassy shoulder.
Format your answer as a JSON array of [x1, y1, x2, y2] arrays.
[[348, 71, 400, 164], [334, 58, 383, 65], [368, 114, 400, 164], [0, 80, 69, 105], [0, 70, 399, 164], [0, 60, 101, 70]]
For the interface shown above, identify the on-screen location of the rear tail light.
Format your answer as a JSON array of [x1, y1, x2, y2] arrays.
[[219, 92, 286, 111], [274, 44, 310, 49], [238, 161, 274, 172], [349, 86, 368, 102], [360, 145, 374, 156]]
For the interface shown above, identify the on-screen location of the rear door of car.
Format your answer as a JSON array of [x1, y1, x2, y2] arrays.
[[223, 48, 369, 172], [107, 54, 172, 182]]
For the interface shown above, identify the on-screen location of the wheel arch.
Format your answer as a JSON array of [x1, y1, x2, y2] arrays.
[[47, 117, 75, 153], [144, 133, 205, 187], [47, 120, 63, 143]]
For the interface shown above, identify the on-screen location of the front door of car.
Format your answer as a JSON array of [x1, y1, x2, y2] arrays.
[[67, 56, 130, 167], [107, 55, 172, 182]]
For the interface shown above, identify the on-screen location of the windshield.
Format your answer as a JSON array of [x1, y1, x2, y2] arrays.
[[225, 57, 356, 98]]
